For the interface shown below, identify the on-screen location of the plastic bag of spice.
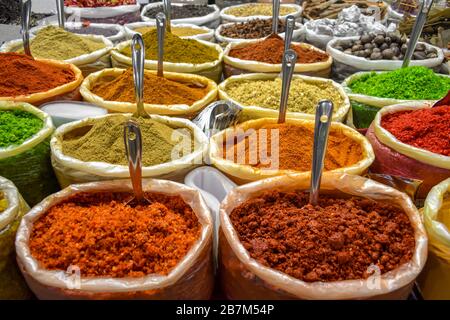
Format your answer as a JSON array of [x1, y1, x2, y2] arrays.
[[219, 172, 427, 300], [219, 3, 303, 24], [366, 102, 450, 200], [223, 40, 332, 79], [0, 102, 59, 206], [209, 118, 374, 185], [51, 114, 208, 188], [15, 179, 213, 300], [417, 178, 450, 300], [0, 176, 32, 299], [124, 22, 215, 42], [64, 4, 142, 25], [80, 68, 218, 118]]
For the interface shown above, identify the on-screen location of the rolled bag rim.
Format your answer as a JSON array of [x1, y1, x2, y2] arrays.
[[219, 3, 303, 23]]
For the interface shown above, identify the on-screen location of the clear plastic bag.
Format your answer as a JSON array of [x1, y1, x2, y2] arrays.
[[124, 22, 215, 42], [15, 179, 214, 300], [219, 172, 428, 299], [219, 3, 303, 23]]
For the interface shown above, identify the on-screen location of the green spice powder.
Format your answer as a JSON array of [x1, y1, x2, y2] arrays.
[[225, 78, 344, 114], [121, 29, 218, 64], [349, 66, 450, 100], [61, 115, 194, 166], [0, 110, 43, 148]]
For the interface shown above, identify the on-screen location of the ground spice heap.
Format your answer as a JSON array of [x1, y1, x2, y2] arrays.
[[61, 115, 193, 166], [349, 66, 450, 100], [0, 53, 76, 97], [65, 0, 136, 7], [0, 192, 7, 212], [230, 190, 415, 282], [222, 123, 363, 171], [381, 105, 450, 156], [225, 78, 344, 114], [121, 29, 218, 64], [220, 19, 296, 39], [29, 191, 200, 277], [225, 3, 296, 17], [0, 110, 43, 148], [136, 26, 207, 37], [91, 69, 208, 105], [19, 26, 105, 60], [144, 4, 214, 19], [229, 34, 329, 64]]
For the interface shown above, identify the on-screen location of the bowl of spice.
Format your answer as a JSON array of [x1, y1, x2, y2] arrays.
[[209, 118, 374, 184], [0, 176, 32, 299], [0, 53, 83, 106], [220, 3, 302, 23], [124, 22, 215, 42], [366, 102, 450, 199], [0, 26, 114, 76], [80, 68, 217, 117], [342, 67, 450, 129], [223, 34, 332, 78], [0, 101, 59, 206], [219, 172, 427, 299], [51, 113, 208, 188], [219, 73, 350, 122], [112, 29, 223, 82], [15, 179, 213, 299], [141, 3, 220, 29]]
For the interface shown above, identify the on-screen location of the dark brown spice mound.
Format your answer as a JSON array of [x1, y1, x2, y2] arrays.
[[230, 190, 415, 282], [30, 192, 200, 278]]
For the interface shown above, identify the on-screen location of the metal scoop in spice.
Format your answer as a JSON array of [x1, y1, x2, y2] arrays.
[[278, 49, 297, 124], [131, 33, 151, 119], [284, 15, 295, 52], [309, 100, 334, 205], [163, 0, 171, 33], [21, 0, 32, 57], [56, 0, 65, 29], [271, 0, 281, 35], [156, 12, 166, 77]]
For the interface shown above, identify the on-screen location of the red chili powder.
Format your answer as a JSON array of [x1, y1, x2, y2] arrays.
[[381, 105, 450, 156], [0, 53, 76, 97], [230, 190, 415, 282], [229, 34, 329, 64], [29, 192, 200, 278]]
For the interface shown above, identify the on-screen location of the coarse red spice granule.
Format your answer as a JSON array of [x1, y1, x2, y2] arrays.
[[29, 192, 201, 278], [229, 190, 415, 282]]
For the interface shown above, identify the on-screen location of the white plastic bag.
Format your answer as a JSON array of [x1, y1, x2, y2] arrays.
[[124, 22, 215, 42], [219, 172, 427, 299], [304, 22, 355, 50], [219, 3, 303, 23], [15, 179, 213, 300], [51, 114, 209, 188], [64, 4, 142, 25]]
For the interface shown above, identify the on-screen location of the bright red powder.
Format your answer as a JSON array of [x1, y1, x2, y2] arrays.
[[381, 105, 450, 156]]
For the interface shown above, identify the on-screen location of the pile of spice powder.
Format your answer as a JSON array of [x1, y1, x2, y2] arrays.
[[91, 69, 208, 105], [220, 19, 296, 39], [0, 192, 7, 212], [230, 190, 415, 282], [65, 0, 136, 7], [0, 110, 43, 148], [229, 34, 329, 64], [222, 123, 363, 171], [225, 3, 296, 17], [19, 26, 106, 60], [0, 53, 76, 97], [381, 105, 450, 156], [348, 66, 450, 100], [121, 29, 218, 64], [61, 115, 193, 166], [135, 26, 207, 37], [225, 78, 344, 114], [29, 192, 200, 277], [144, 4, 214, 19]]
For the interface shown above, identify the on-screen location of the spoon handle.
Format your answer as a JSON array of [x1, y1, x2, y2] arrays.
[[284, 15, 295, 52], [156, 12, 166, 78], [163, 0, 171, 33], [131, 33, 146, 118], [56, 0, 65, 29], [272, 0, 280, 34], [21, 0, 32, 57], [124, 119, 144, 202], [309, 100, 334, 205], [278, 49, 297, 124]]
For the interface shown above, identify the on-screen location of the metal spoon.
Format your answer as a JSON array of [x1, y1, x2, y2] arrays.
[[271, 0, 280, 35], [124, 119, 151, 206], [278, 49, 297, 124], [131, 33, 151, 119], [163, 0, 171, 33], [21, 0, 32, 57], [402, 0, 434, 68], [56, 0, 65, 29], [155, 12, 166, 78], [309, 100, 334, 205], [284, 15, 295, 52]]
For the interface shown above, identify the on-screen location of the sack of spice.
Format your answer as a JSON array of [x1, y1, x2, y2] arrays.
[[51, 113, 208, 188], [223, 35, 332, 78], [64, 3, 142, 25], [219, 73, 350, 123], [124, 22, 215, 42], [342, 67, 450, 129], [141, 3, 220, 29], [219, 172, 427, 299], [366, 101, 450, 199], [15, 179, 214, 299], [80, 68, 217, 118], [219, 3, 303, 24], [0, 53, 83, 107], [417, 178, 450, 300], [0, 176, 32, 299], [209, 118, 374, 185], [0, 102, 59, 206], [112, 29, 223, 83], [0, 26, 114, 77]]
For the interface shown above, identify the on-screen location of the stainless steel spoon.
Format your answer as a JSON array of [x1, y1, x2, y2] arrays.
[[21, 0, 32, 57], [131, 33, 151, 119], [278, 49, 297, 124], [271, 0, 280, 35], [155, 12, 166, 78], [56, 0, 65, 29], [284, 15, 295, 52], [163, 0, 171, 33]]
